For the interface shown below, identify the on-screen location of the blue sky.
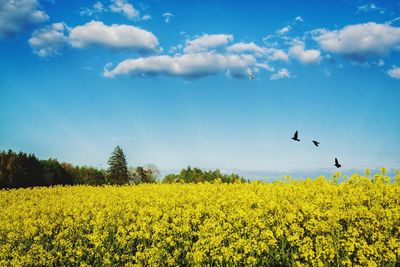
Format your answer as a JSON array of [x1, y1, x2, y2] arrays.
[[1, 0, 400, 177]]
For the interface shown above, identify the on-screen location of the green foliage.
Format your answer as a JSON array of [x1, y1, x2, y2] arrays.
[[129, 166, 158, 184], [0, 149, 105, 188], [40, 159, 73, 186], [0, 150, 44, 188], [162, 166, 247, 183], [125, 164, 161, 185], [67, 165, 107, 185], [107, 146, 129, 185]]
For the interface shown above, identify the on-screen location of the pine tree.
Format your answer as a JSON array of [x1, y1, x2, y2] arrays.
[[107, 146, 129, 185]]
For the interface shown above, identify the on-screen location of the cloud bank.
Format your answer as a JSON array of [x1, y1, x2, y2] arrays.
[[103, 34, 293, 80], [103, 52, 257, 79]]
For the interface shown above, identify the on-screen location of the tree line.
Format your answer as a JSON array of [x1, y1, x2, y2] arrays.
[[163, 167, 247, 183], [0, 146, 246, 189]]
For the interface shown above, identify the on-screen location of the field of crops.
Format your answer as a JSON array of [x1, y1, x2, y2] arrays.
[[1, 172, 400, 266]]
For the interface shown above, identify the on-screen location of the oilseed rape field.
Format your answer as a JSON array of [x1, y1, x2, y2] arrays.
[[1, 172, 400, 266]]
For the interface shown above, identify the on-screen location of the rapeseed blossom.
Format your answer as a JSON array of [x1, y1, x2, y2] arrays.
[[0, 172, 399, 266]]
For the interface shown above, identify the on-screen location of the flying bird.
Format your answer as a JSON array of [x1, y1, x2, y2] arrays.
[[250, 72, 255, 80], [291, 131, 300, 141], [312, 140, 320, 147], [334, 158, 341, 168]]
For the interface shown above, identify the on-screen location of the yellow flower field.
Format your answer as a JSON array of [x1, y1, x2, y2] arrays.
[[1, 172, 400, 266]]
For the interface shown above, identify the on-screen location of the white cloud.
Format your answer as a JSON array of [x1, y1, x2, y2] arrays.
[[80, 1, 105, 17], [81, 1, 141, 20], [266, 48, 289, 62], [226, 42, 266, 56], [357, 3, 385, 14], [29, 22, 68, 57], [30, 20, 161, 57], [276, 26, 291, 35], [69, 20, 160, 53], [109, 0, 140, 20], [314, 22, 400, 60], [141, 14, 152, 21], [255, 63, 274, 72], [226, 42, 288, 61], [262, 35, 279, 47], [0, 0, 48, 37], [270, 68, 291, 80], [262, 35, 273, 42], [101, 35, 291, 80], [289, 42, 321, 64], [163, 12, 173, 24], [94, 1, 105, 11], [387, 67, 400, 79], [103, 52, 257, 79], [295, 16, 304, 23], [169, 44, 183, 54], [184, 34, 233, 53]]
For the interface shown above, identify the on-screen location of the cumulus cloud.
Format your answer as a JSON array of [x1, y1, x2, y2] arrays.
[[30, 20, 161, 57], [289, 42, 321, 64], [109, 0, 139, 20], [357, 3, 385, 14], [103, 52, 257, 79], [313, 22, 400, 60], [270, 68, 291, 80], [184, 34, 233, 53], [387, 67, 400, 79], [102, 34, 293, 80], [29, 22, 68, 57], [163, 12, 173, 24], [69, 20, 160, 53], [0, 0, 48, 37]]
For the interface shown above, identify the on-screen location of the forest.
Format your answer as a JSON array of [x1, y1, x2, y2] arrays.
[[0, 147, 247, 189]]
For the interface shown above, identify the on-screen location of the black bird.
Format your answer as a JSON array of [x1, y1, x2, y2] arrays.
[[312, 140, 320, 147], [334, 158, 341, 168], [291, 131, 300, 141], [250, 72, 255, 80]]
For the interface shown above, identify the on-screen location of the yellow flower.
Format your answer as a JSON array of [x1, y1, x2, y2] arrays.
[[0, 172, 398, 266]]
